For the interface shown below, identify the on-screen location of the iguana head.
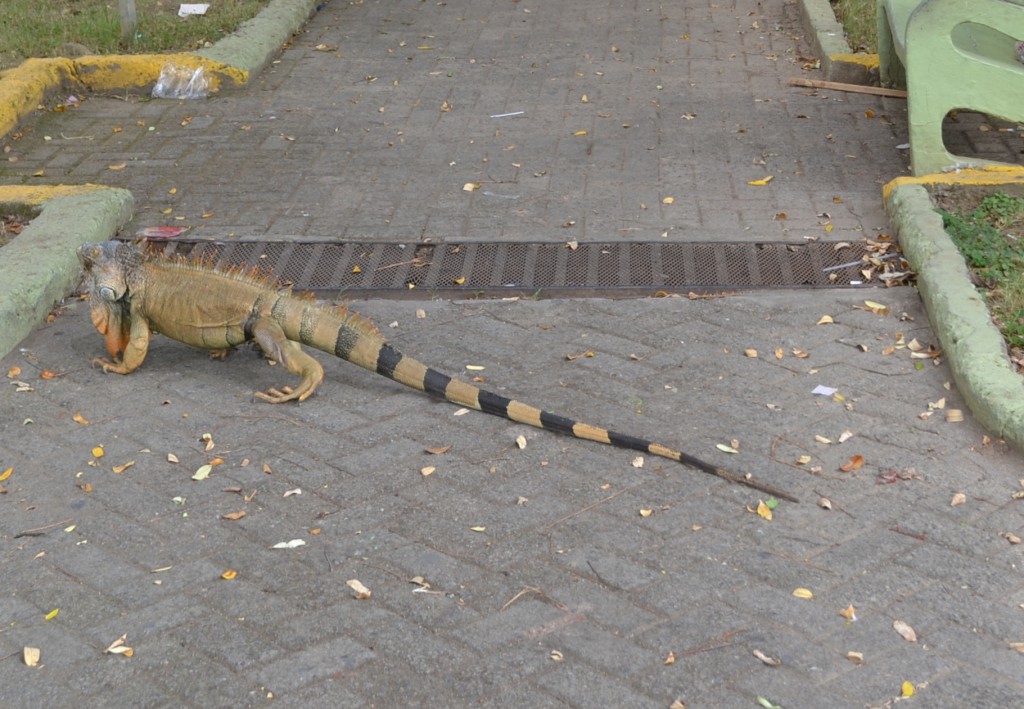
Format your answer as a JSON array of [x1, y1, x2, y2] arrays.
[[77, 241, 141, 302], [78, 241, 143, 359]]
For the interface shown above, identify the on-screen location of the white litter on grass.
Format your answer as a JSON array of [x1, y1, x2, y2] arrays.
[[178, 4, 210, 17]]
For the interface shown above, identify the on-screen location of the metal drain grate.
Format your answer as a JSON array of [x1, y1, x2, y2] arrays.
[[146, 240, 884, 298]]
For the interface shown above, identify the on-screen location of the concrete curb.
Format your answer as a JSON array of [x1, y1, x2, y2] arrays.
[[0, 0, 321, 140], [797, 0, 879, 84], [0, 186, 134, 358], [884, 168, 1024, 449]]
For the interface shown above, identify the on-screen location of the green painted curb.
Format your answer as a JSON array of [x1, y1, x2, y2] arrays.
[[0, 188, 134, 358], [198, 0, 321, 76], [797, 0, 878, 84], [885, 182, 1024, 448]]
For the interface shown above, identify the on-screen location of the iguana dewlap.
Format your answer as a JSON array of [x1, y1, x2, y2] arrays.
[[77, 240, 797, 502]]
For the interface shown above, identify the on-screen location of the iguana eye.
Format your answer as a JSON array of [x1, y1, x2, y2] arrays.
[[99, 286, 116, 301]]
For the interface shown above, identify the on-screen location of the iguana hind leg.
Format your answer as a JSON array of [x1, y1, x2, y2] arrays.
[[249, 317, 323, 403]]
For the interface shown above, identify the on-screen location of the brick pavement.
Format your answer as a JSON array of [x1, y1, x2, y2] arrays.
[[2, 0, 1024, 706]]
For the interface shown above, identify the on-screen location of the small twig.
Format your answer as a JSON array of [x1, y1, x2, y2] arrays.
[[14, 518, 73, 538], [500, 585, 569, 612], [586, 560, 618, 590], [676, 628, 747, 658], [787, 77, 907, 98], [545, 487, 630, 528]]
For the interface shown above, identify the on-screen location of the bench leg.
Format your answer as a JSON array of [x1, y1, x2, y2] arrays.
[[876, 1, 906, 88]]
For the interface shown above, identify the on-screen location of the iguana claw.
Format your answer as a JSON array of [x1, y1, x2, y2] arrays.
[[254, 385, 307, 403]]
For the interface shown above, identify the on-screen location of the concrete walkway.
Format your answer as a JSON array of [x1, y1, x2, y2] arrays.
[[2, 1, 1023, 706]]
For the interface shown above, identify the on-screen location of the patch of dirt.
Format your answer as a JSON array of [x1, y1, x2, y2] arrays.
[[929, 182, 1024, 373], [931, 182, 1024, 215], [0, 212, 31, 248]]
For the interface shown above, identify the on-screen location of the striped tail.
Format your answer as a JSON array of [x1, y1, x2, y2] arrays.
[[364, 341, 798, 503]]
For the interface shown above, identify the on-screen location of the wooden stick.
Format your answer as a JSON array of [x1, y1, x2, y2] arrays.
[[788, 77, 908, 99]]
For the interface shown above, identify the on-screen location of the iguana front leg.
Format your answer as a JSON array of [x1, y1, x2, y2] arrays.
[[249, 317, 324, 403], [92, 310, 153, 375]]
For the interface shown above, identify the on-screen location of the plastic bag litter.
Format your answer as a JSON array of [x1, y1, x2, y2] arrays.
[[152, 63, 210, 100]]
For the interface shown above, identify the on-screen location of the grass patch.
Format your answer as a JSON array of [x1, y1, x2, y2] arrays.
[[0, 0, 269, 72], [940, 191, 1024, 349], [831, 0, 878, 54]]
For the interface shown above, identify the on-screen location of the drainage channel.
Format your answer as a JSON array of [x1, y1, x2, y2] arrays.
[[146, 240, 892, 298]]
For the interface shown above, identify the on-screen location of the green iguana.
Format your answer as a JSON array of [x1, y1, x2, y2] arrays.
[[77, 240, 798, 502]]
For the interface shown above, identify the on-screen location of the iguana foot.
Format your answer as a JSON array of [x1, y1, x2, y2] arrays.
[[208, 348, 234, 361], [254, 384, 315, 403], [90, 357, 131, 375]]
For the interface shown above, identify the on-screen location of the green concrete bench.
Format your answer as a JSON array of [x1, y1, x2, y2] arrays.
[[877, 0, 1024, 175]]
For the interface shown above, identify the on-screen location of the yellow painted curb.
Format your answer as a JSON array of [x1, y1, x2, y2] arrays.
[[829, 53, 880, 70], [0, 53, 248, 140], [883, 166, 1024, 201], [75, 53, 247, 92], [0, 184, 112, 205]]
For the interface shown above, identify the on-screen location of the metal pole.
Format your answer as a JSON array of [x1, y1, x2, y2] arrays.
[[119, 0, 137, 43]]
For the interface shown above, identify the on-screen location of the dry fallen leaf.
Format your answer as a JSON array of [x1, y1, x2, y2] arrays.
[[0, 467, 12, 482], [862, 300, 889, 316], [631, 456, 645, 468], [103, 634, 134, 657], [515, 435, 527, 450], [92, 446, 105, 458], [756, 500, 773, 521], [347, 579, 372, 599], [1000, 531, 1021, 545], [111, 461, 135, 474], [840, 455, 864, 472], [792, 587, 814, 600], [23, 647, 40, 667], [201, 433, 214, 451], [817, 497, 833, 510], [893, 619, 917, 642], [221, 569, 238, 580], [744, 348, 758, 358], [747, 175, 774, 186], [846, 651, 864, 664], [950, 492, 967, 507], [664, 650, 676, 665], [72, 412, 89, 425], [639, 508, 654, 518], [420, 466, 435, 477], [192, 464, 212, 481], [816, 315, 834, 325], [222, 510, 246, 521], [839, 605, 857, 620], [752, 649, 781, 666]]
